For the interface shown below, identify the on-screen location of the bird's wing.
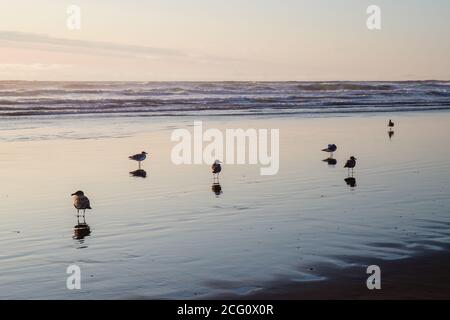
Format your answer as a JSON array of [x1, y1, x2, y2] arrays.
[[344, 161, 350, 168], [80, 196, 91, 209]]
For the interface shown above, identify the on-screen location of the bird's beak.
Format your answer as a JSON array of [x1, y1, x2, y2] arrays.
[[71, 193, 75, 196]]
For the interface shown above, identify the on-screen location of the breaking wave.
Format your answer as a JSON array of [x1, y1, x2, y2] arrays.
[[0, 81, 449, 118]]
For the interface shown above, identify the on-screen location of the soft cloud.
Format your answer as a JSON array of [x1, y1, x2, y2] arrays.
[[0, 63, 71, 71], [0, 31, 192, 60], [0, 30, 264, 81]]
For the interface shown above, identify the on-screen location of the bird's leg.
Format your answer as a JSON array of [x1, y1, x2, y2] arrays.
[[138, 161, 141, 169]]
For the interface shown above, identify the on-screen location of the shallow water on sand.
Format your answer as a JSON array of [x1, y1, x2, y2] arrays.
[[1, 112, 450, 299]]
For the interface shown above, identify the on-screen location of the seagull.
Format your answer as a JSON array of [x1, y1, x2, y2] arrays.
[[71, 190, 92, 216], [388, 119, 395, 128], [211, 160, 222, 180], [344, 156, 357, 175], [129, 151, 148, 168], [322, 144, 337, 158]]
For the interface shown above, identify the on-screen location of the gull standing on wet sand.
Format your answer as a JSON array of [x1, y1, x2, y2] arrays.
[[212, 160, 222, 180], [71, 190, 92, 216], [344, 156, 357, 175], [388, 120, 395, 140], [322, 144, 337, 158], [129, 151, 148, 169]]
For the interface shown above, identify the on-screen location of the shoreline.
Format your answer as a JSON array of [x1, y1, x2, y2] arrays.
[[2, 108, 450, 122]]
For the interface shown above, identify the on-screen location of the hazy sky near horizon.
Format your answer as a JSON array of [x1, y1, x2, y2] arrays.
[[0, 0, 449, 81]]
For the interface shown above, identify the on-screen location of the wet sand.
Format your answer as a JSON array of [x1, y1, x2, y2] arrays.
[[213, 248, 450, 300], [1, 111, 450, 299]]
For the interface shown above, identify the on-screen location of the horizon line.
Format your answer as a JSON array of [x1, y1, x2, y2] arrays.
[[1, 79, 449, 83]]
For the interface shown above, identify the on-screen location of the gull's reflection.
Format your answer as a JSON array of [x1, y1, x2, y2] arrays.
[[130, 169, 147, 178], [211, 182, 223, 197], [344, 177, 357, 188], [322, 157, 337, 165], [388, 129, 395, 140], [73, 215, 91, 241]]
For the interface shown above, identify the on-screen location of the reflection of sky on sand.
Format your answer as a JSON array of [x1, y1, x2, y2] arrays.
[[1, 112, 450, 299]]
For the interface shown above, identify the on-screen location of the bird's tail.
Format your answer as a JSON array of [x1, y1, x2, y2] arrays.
[[87, 206, 92, 209]]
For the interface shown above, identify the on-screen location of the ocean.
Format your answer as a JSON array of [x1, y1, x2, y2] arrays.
[[1, 81, 449, 118]]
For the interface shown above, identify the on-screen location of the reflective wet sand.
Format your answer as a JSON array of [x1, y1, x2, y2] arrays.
[[1, 112, 450, 299]]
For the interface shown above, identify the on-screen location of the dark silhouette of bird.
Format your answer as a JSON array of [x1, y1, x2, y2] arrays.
[[322, 144, 337, 158], [211, 160, 222, 181], [129, 151, 148, 168], [344, 156, 357, 175], [211, 182, 223, 196], [73, 215, 91, 240], [323, 158, 337, 165], [130, 169, 147, 178], [388, 130, 394, 140], [388, 119, 395, 128], [71, 190, 92, 215], [344, 177, 357, 188]]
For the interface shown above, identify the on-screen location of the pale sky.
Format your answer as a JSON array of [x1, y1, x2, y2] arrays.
[[0, 0, 449, 81]]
